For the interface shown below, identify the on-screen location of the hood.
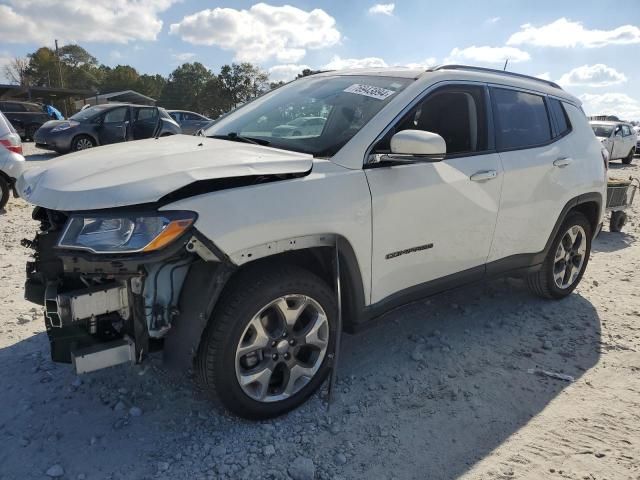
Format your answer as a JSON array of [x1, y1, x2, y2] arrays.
[[38, 120, 74, 132], [18, 135, 313, 211]]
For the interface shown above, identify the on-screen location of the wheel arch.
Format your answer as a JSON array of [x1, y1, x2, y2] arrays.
[[71, 133, 99, 148]]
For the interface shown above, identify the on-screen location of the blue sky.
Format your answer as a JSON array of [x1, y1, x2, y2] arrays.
[[1, 1, 639, 119]]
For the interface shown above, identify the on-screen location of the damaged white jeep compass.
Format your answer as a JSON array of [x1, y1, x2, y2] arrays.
[[20, 66, 607, 419]]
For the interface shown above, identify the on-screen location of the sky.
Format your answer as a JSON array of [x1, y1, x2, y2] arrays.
[[1, 0, 639, 119]]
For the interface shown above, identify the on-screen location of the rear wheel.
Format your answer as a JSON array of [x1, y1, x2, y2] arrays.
[[71, 135, 95, 151], [622, 148, 634, 164], [196, 264, 336, 419], [528, 212, 592, 299], [610, 211, 627, 232], [25, 124, 38, 142], [0, 177, 10, 210]]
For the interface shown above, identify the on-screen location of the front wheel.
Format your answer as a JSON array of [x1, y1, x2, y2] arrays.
[[196, 264, 337, 419], [71, 135, 95, 151], [528, 212, 592, 299]]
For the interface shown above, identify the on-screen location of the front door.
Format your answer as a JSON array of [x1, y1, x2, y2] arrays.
[[99, 106, 130, 145], [365, 84, 503, 304]]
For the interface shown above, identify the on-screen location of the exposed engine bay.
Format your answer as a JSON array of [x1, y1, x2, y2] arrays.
[[24, 207, 231, 373]]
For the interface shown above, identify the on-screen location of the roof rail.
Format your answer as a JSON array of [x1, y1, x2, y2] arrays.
[[427, 65, 563, 90]]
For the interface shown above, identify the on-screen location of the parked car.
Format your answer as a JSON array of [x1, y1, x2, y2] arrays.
[[167, 110, 211, 135], [0, 100, 50, 141], [33, 104, 181, 154], [0, 111, 25, 210], [590, 120, 637, 164], [272, 116, 326, 137], [19, 65, 606, 419]]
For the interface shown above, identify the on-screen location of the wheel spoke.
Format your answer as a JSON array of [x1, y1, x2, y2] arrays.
[[274, 296, 309, 328], [554, 242, 566, 261], [303, 312, 329, 349], [283, 364, 314, 396], [554, 263, 567, 286], [239, 366, 273, 400], [236, 317, 270, 359], [562, 261, 574, 287]]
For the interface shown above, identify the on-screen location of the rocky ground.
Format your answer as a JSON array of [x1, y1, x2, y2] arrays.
[[0, 144, 639, 480]]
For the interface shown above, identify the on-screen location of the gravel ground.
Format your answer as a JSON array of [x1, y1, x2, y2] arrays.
[[1, 144, 639, 480]]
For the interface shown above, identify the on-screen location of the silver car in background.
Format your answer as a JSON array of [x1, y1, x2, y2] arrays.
[[590, 120, 637, 164], [0, 111, 25, 210], [167, 110, 211, 135]]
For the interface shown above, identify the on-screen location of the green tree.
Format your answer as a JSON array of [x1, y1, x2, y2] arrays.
[[198, 76, 234, 118], [25, 47, 60, 87], [100, 65, 140, 93], [136, 74, 166, 99], [218, 63, 269, 108], [159, 62, 213, 111]]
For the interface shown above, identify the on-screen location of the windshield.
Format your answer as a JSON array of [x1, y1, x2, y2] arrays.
[[69, 105, 113, 122], [204, 75, 412, 156], [591, 124, 614, 137]]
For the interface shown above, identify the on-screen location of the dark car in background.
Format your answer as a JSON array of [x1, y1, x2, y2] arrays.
[[34, 103, 181, 153], [167, 110, 211, 135], [0, 101, 50, 141]]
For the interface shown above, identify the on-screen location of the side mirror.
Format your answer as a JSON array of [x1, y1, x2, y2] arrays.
[[390, 130, 447, 157]]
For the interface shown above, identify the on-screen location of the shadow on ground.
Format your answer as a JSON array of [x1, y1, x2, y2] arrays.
[[0, 278, 601, 479]]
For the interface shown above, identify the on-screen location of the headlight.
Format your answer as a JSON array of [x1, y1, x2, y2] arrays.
[[57, 211, 196, 254], [51, 121, 78, 132]]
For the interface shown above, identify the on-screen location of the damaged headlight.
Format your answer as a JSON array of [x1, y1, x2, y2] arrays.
[[57, 211, 196, 254]]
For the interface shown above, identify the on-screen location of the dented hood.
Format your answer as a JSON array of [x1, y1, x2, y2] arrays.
[[18, 135, 313, 211]]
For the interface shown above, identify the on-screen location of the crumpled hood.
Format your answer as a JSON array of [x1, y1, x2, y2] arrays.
[[18, 135, 313, 211]]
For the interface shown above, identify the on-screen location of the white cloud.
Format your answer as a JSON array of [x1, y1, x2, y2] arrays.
[[403, 57, 438, 69], [268, 64, 310, 82], [172, 52, 197, 63], [445, 46, 530, 64], [368, 3, 395, 16], [536, 72, 551, 81], [0, 52, 13, 83], [580, 93, 640, 121], [170, 3, 341, 63], [507, 18, 640, 48], [485, 16, 501, 24], [558, 64, 627, 87], [0, 0, 177, 44], [109, 50, 123, 60], [323, 55, 388, 70]]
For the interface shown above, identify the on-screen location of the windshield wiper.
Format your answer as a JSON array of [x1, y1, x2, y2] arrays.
[[208, 132, 270, 146]]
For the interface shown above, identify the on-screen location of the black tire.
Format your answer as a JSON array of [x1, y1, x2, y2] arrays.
[[25, 124, 38, 142], [622, 149, 634, 164], [196, 264, 337, 419], [71, 135, 96, 151], [0, 176, 9, 211], [527, 211, 592, 299], [610, 211, 627, 232]]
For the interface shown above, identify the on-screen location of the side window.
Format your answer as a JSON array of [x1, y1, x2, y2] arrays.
[[135, 107, 158, 122], [622, 125, 631, 136], [169, 112, 181, 122], [375, 85, 488, 155], [491, 88, 552, 150], [615, 125, 623, 136], [103, 107, 128, 124], [25, 103, 43, 113], [548, 98, 571, 137], [3, 102, 25, 112]]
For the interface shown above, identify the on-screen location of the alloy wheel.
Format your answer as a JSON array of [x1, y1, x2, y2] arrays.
[[75, 138, 93, 150], [234, 294, 329, 403], [553, 225, 587, 289]]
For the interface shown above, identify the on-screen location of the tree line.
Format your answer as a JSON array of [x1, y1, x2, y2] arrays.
[[2, 44, 305, 118]]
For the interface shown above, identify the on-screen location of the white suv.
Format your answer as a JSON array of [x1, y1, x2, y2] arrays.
[[19, 66, 607, 419], [590, 120, 637, 164]]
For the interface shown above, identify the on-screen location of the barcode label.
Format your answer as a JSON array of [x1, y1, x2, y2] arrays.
[[343, 84, 396, 100]]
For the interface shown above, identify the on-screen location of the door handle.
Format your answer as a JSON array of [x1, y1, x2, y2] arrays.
[[553, 157, 572, 167], [470, 170, 498, 182]]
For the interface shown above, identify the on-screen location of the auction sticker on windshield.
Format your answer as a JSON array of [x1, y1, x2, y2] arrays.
[[343, 84, 396, 100]]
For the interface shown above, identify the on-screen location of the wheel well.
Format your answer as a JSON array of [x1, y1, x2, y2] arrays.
[[72, 133, 97, 146], [0, 170, 13, 187], [217, 243, 365, 330], [571, 201, 600, 234]]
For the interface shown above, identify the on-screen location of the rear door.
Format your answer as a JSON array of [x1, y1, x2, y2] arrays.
[[131, 106, 160, 139], [98, 106, 130, 145], [487, 87, 577, 264], [366, 83, 503, 304], [622, 125, 633, 155]]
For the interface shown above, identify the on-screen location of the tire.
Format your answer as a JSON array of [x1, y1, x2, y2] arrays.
[[622, 149, 634, 164], [25, 124, 38, 142], [527, 211, 592, 299], [71, 135, 96, 151], [0, 176, 9, 211], [196, 264, 337, 419], [610, 211, 627, 232]]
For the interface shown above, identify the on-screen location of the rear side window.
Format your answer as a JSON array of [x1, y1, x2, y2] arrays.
[[622, 125, 631, 136], [548, 98, 571, 137], [2, 102, 26, 112], [491, 88, 551, 150]]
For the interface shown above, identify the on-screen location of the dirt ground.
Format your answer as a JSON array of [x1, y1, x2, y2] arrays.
[[1, 144, 639, 480]]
